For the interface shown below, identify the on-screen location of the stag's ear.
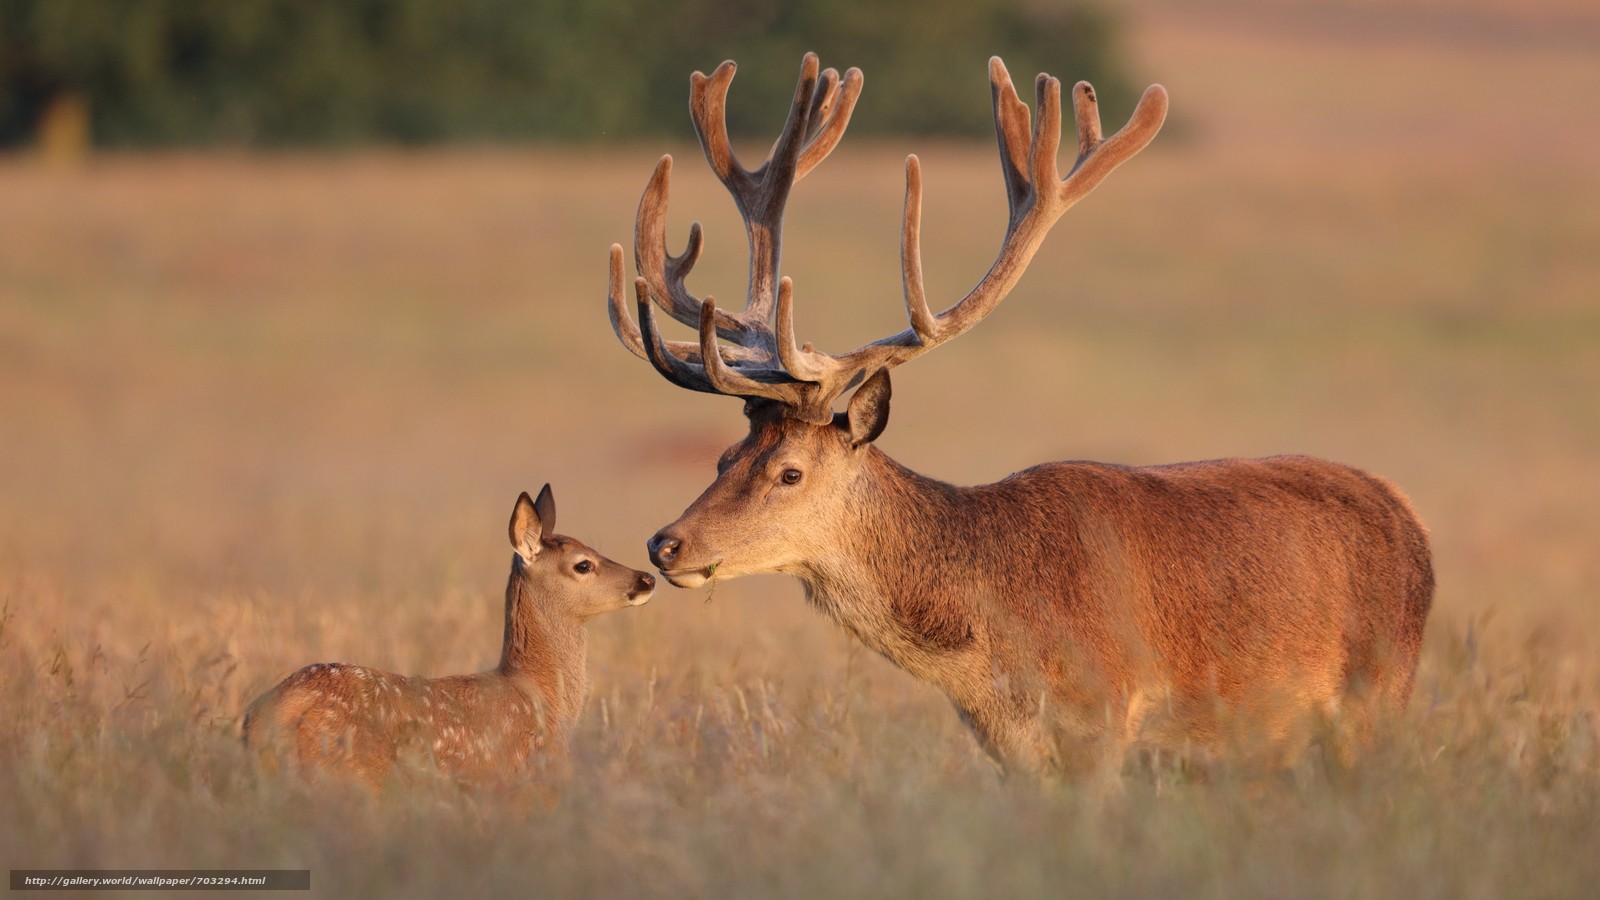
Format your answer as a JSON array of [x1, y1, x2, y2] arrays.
[[843, 369, 891, 447], [509, 491, 542, 562]]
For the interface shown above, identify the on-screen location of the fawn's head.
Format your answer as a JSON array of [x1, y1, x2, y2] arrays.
[[509, 485, 655, 618]]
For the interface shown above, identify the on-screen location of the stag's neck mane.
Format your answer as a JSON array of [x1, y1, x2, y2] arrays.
[[797, 447, 1001, 694]]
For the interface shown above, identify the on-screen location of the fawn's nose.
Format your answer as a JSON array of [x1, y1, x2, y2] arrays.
[[648, 531, 681, 568], [635, 572, 656, 592]]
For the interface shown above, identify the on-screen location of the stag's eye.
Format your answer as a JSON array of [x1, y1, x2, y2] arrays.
[[573, 560, 593, 574], [781, 468, 803, 485]]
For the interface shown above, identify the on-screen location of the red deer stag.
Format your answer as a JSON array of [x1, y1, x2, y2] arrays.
[[243, 487, 655, 785], [607, 54, 1433, 776]]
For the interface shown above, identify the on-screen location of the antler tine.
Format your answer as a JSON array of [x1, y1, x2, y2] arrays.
[[802, 67, 839, 146], [608, 244, 647, 360], [1072, 80, 1103, 154], [773, 276, 807, 376], [1028, 74, 1065, 201], [636, 279, 719, 394], [774, 276, 841, 383], [760, 53, 821, 184], [990, 57, 1033, 218], [633, 156, 700, 327], [689, 62, 743, 190], [900, 155, 938, 344], [634, 155, 753, 341], [1059, 82, 1169, 208], [796, 67, 863, 179], [663, 219, 705, 320]]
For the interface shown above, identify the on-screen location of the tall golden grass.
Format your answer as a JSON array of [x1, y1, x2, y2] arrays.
[[2, 5, 1598, 896]]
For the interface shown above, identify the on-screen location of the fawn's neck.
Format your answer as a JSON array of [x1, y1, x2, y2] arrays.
[[497, 567, 588, 714]]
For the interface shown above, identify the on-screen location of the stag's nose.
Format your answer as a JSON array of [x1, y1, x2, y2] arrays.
[[648, 530, 682, 568]]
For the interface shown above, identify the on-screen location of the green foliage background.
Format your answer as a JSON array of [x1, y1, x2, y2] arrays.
[[0, 0, 1130, 146]]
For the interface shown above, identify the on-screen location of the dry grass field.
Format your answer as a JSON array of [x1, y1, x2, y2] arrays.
[[3, 3, 1598, 897]]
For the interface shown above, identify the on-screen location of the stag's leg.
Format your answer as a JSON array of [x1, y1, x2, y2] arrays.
[[961, 700, 1130, 787], [958, 705, 1054, 777], [1319, 626, 1422, 769]]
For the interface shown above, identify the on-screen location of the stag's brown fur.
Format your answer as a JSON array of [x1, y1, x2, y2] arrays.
[[242, 488, 654, 785], [613, 54, 1433, 775], [653, 401, 1433, 775]]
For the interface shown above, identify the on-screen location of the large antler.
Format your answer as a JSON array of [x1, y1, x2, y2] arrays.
[[608, 55, 1168, 425], [608, 52, 862, 402]]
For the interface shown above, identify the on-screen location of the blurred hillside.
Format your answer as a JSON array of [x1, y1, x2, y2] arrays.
[[0, 0, 1131, 148]]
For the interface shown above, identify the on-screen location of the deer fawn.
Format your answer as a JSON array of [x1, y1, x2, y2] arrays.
[[242, 486, 655, 784], [606, 54, 1434, 776]]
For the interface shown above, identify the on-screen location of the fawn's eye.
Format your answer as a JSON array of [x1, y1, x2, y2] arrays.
[[781, 468, 802, 485], [573, 560, 593, 574]]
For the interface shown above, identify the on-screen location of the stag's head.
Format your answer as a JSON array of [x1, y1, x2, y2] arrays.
[[608, 54, 1167, 587]]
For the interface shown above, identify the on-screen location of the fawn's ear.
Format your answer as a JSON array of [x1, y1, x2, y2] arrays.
[[532, 483, 556, 540], [509, 491, 542, 562]]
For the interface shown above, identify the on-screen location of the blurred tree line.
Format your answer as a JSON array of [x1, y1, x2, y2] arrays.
[[0, 0, 1132, 148]]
